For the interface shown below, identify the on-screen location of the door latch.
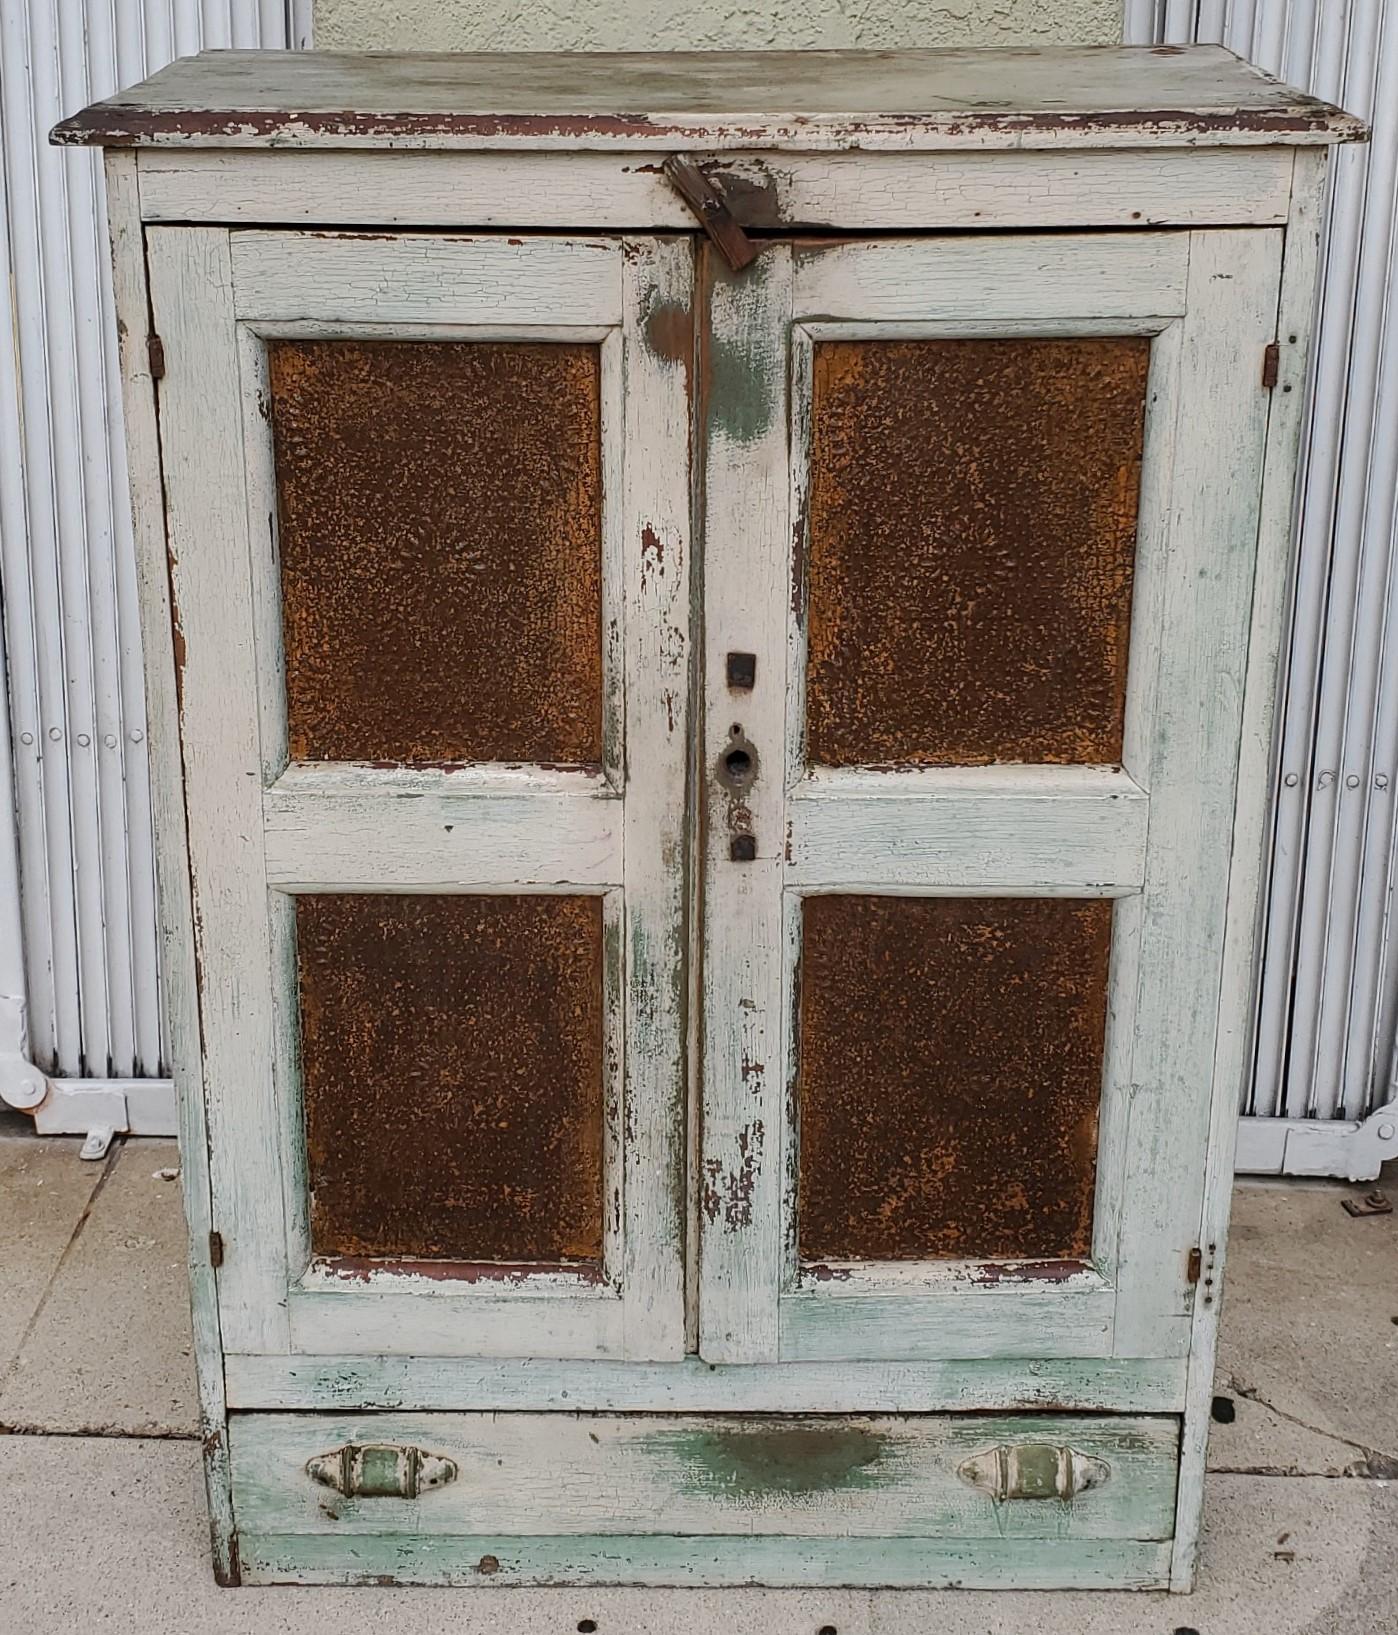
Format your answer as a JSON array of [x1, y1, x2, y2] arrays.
[[663, 156, 761, 273]]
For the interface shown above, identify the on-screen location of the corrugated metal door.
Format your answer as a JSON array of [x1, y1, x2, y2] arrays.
[[1127, 0, 1398, 1178], [0, 2, 309, 1133]]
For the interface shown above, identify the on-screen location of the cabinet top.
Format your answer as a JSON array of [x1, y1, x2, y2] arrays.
[[54, 45, 1363, 153]]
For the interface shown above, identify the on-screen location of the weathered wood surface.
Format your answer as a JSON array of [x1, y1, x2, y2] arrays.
[[136, 147, 1298, 231], [262, 767, 622, 891], [794, 233, 1189, 322], [148, 227, 692, 1366], [1110, 228, 1284, 1364], [229, 1411, 1180, 1539], [618, 236, 694, 1359], [696, 246, 793, 1364], [237, 1532, 1174, 1589], [230, 231, 620, 325], [223, 1352, 1188, 1413], [54, 46, 1364, 151], [147, 226, 290, 1357], [785, 767, 1147, 893], [105, 153, 238, 1584], [104, 74, 1331, 1587], [1170, 151, 1329, 1591]]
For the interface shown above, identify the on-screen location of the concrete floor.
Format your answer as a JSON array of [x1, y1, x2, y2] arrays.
[[1, 1126, 1393, 1632]]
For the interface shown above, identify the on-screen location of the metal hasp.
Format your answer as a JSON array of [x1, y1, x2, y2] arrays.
[[958, 1443, 1111, 1503], [662, 156, 760, 272], [306, 1443, 458, 1500]]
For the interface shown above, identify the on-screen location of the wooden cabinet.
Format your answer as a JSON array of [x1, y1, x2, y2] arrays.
[[60, 45, 1360, 1591]]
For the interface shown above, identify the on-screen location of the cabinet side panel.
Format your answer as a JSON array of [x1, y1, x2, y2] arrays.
[[110, 171, 236, 1577]]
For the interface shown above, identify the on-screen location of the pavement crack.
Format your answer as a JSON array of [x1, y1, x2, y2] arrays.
[[0, 1423, 199, 1441], [1223, 1372, 1398, 1474], [0, 1138, 124, 1402]]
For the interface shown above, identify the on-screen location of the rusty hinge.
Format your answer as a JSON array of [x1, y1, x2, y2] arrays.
[[208, 1230, 225, 1268], [1186, 1245, 1203, 1284], [147, 333, 166, 381], [1262, 341, 1281, 389], [662, 156, 760, 273]]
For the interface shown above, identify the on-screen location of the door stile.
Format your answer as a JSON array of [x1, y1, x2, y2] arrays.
[[697, 245, 795, 1364], [619, 236, 695, 1358], [1109, 228, 1284, 1358], [147, 225, 290, 1354]]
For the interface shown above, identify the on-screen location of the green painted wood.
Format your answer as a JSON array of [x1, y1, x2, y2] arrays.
[[229, 1411, 1179, 1541], [236, 1531, 1174, 1588], [223, 1352, 1189, 1413]]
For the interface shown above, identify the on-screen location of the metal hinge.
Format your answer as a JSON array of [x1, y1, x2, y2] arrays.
[[208, 1230, 224, 1268], [1262, 341, 1281, 389], [147, 333, 166, 380], [1186, 1245, 1203, 1284]]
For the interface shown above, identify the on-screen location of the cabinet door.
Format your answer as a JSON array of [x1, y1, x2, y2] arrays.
[[149, 229, 692, 1362], [698, 231, 1282, 1365]]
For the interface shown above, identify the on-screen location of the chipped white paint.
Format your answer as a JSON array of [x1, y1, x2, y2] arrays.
[[55, 45, 1363, 151], [696, 246, 794, 1365], [785, 765, 1149, 894], [102, 147, 237, 1583], [134, 145, 1297, 231], [222, 1351, 1189, 1414]]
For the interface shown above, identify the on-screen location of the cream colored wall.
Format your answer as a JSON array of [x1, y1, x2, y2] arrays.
[[313, 0, 1124, 52]]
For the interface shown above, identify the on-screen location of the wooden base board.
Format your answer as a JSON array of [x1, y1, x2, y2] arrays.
[[235, 1533, 1174, 1589]]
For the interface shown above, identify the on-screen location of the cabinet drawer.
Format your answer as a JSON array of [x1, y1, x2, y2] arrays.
[[230, 1411, 1179, 1542]]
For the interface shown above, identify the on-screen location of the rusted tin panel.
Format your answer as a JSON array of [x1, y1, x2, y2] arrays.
[[269, 339, 602, 766], [803, 337, 1149, 768], [296, 892, 605, 1266], [796, 895, 1113, 1263]]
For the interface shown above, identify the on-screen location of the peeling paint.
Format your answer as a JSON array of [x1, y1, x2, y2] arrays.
[[662, 1421, 889, 1498]]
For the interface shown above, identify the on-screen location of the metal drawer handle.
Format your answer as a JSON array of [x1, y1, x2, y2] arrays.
[[306, 1442, 457, 1499], [957, 1443, 1110, 1502]]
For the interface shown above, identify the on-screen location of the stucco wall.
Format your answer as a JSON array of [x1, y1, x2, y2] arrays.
[[313, 0, 1124, 53]]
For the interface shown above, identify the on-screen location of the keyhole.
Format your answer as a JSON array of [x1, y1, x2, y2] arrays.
[[718, 734, 759, 791]]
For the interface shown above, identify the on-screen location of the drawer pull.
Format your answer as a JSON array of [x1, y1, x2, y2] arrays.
[[957, 1443, 1110, 1503], [306, 1443, 458, 1499]]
